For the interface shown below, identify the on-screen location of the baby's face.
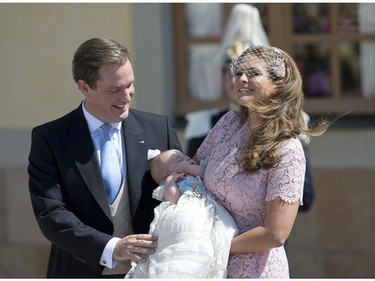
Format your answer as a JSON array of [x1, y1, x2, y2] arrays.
[[164, 150, 195, 171]]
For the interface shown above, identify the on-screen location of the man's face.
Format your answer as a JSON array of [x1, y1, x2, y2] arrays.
[[80, 60, 135, 123], [223, 67, 236, 103]]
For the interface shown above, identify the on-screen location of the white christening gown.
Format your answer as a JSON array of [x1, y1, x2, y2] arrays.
[[125, 175, 238, 279]]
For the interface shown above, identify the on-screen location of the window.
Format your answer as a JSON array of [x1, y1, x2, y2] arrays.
[[173, 3, 375, 117]]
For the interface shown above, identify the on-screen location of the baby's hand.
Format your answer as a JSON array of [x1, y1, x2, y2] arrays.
[[166, 172, 185, 183]]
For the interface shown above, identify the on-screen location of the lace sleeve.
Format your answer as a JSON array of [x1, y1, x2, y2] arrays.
[[266, 138, 306, 205]]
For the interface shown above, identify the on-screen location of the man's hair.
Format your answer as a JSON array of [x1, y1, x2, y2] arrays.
[[72, 37, 131, 89]]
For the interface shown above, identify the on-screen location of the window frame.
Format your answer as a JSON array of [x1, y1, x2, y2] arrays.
[[172, 3, 375, 117]]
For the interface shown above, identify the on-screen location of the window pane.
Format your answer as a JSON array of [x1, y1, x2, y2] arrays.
[[293, 3, 330, 34], [339, 3, 375, 35], [187, 44, 221, 101], [359, 41, 375, 98], [340, 42, 361, 97], [338, 4, 358, 34], [293, 43, 331, 97], [358, 3, 375, 34], [185, 4, 223, 37]]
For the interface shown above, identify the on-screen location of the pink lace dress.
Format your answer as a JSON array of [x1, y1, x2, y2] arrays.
[[196, 111, 305, 278]]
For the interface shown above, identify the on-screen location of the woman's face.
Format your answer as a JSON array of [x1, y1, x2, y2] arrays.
[[233, 54, 276, 107]]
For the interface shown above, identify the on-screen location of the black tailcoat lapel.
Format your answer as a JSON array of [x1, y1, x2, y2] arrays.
[[63, 107, 112, 220], [122, 112, 149, 219]]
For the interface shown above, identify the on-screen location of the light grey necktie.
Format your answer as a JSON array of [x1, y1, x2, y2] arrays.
[[100, 123, 123, 204]]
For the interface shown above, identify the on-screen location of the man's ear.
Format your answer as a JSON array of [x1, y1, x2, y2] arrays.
[[77, 79, 90, 98]]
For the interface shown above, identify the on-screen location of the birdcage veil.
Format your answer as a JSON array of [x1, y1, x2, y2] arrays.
[[230, 46, 286, 82]]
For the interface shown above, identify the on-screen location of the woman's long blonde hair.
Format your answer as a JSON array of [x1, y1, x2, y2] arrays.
[[231, 46, 331, 171]]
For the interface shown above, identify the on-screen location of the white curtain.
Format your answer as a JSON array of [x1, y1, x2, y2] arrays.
[[188, 44, 221, 100], [359, 3, 375, 98], [186, 4, 222, 37]]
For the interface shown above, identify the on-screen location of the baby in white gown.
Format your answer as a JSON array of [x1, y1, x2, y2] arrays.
[[125, 149, 238, 279]]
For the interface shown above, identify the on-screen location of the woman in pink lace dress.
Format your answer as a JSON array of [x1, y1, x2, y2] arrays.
[[194, 46, 330, 278]]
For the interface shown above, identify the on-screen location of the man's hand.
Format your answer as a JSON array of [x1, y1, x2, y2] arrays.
[[113, 234, 157, 263]]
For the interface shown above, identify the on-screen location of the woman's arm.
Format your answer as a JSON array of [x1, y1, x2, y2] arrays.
[[230, 197, 299, 254], [192, 154, 199, 164], [176, 156, 205, 178], [183, 164, 205, 178]]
